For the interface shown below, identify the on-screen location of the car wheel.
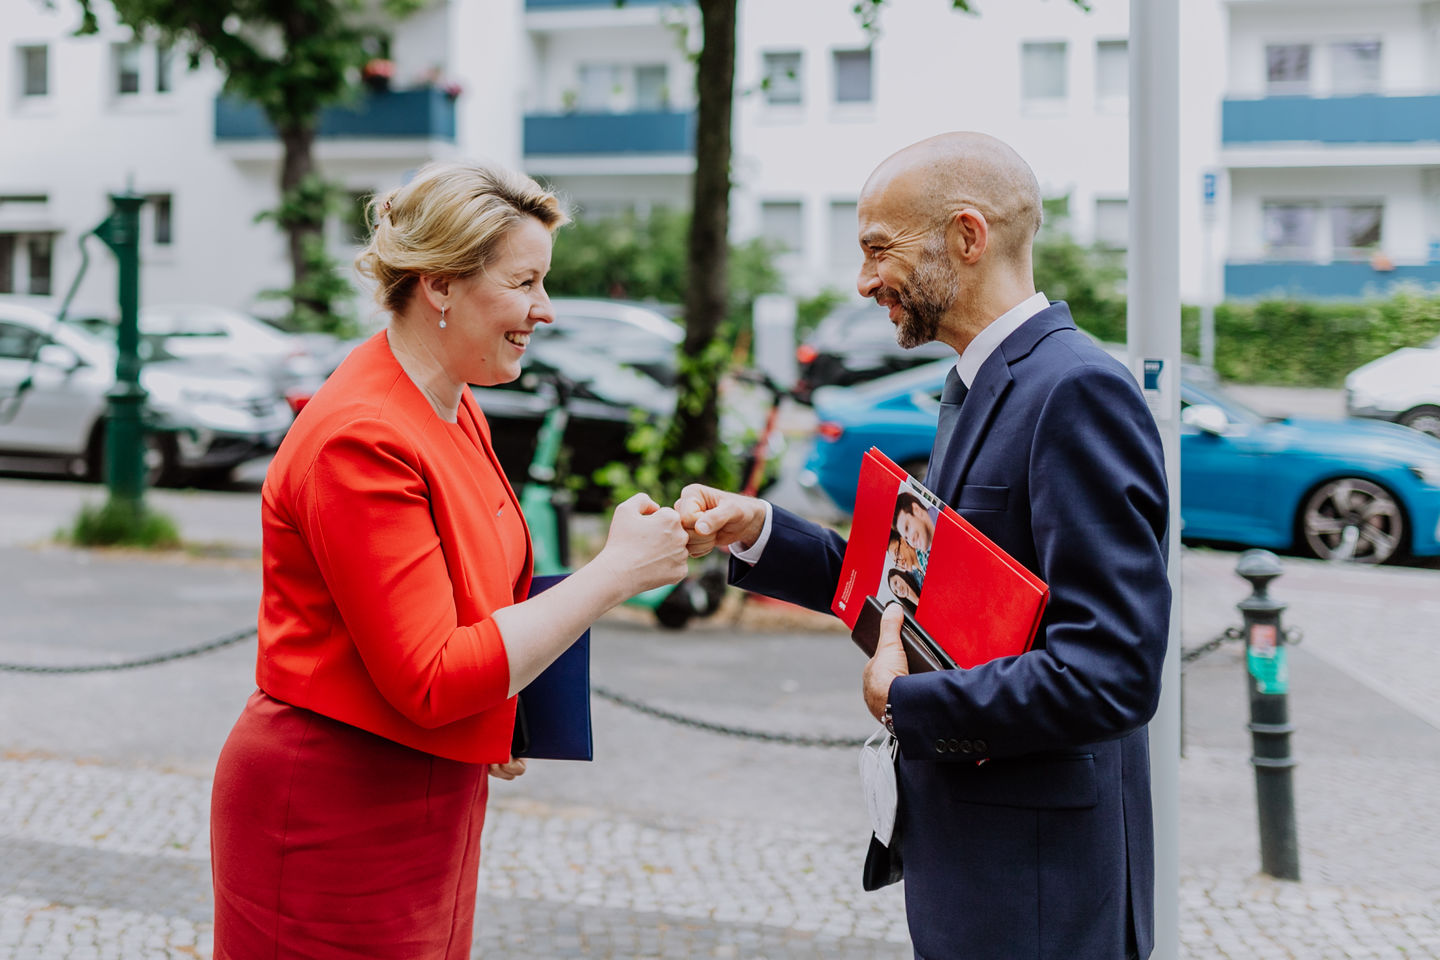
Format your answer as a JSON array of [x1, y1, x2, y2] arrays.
[[87, 424, 179, 489], [1299, 477, 1405, 564], [1399, 405, 1440, 441]]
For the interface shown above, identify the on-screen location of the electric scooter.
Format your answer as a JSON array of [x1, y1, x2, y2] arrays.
[[518, 371, 721, 629]]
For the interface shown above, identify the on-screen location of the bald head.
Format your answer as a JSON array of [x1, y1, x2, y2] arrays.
[[863, 132, 1043, 261]]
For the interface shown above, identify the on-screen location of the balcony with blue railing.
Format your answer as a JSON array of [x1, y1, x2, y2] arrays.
[[215, 88, 456, 143], [523, 110, 695, 156], [1226, 260, 1440, 299], [1223, 94, 1440, 145]]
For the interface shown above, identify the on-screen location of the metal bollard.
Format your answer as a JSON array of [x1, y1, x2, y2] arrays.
[[1235, 549, 1300, 881]]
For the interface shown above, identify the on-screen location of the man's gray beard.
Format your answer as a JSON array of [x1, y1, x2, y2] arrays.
[[893, 244, 958, 349]]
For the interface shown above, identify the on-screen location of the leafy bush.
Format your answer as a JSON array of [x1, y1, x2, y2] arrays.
[[1208, 289, 1440, 386], [68, 499, 180, 549], [545, 206, 780, 344]]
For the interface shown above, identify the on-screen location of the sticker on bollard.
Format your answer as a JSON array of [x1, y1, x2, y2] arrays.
[[1247, 623, 1288, 694]]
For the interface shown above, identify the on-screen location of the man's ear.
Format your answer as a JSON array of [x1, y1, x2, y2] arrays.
[[417, 274, 452, 314], [947, 208, 989, 265]]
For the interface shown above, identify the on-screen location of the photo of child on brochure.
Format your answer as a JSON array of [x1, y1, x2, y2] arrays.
[[878, 478, 941, 614]]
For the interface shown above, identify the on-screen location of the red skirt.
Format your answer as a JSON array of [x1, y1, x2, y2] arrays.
[[211, 690, 490, 960]]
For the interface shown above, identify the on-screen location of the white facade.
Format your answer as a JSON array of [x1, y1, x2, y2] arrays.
[[0, 0, 523, 322], [6, 0, 1433, 318], [1219, 0, 1440, 297]]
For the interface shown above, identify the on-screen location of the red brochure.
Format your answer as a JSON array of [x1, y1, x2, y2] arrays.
[[831, 447, 1049, 669]]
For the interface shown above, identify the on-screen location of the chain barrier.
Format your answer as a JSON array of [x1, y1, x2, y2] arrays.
[[0, 623, 865, 747], [592, 684, 868, 749], [0, 626, 256, 674], [1181, 625, 1244, 666], [8, 620, 1272, 742]]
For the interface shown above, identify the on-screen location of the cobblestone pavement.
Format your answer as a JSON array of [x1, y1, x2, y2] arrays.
[[2, 476, 1440, 958]]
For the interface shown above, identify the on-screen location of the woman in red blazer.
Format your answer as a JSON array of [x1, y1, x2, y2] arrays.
[[210, 161, 690, 959]]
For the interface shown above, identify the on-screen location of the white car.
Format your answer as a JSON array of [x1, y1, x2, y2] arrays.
[[0, 301, 294, 484], [1345, 334, 1440, 440], [138, 304, 332, 404]]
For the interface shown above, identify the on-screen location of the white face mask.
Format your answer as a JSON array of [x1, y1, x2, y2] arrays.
[[858, 727, 899, 847]]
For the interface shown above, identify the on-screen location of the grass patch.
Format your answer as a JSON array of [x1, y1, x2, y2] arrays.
[[65, 499, 181, 550]]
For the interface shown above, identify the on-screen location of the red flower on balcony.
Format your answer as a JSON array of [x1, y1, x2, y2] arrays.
[[362, 58, 396, 80]]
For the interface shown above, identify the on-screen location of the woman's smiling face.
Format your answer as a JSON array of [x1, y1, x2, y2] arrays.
[[445, 216, 555, 387]]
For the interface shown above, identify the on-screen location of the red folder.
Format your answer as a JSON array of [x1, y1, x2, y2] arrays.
[[831, 447, 1048, 669]]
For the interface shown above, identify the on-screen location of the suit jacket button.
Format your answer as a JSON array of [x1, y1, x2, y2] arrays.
[[958, 739, 973, 754], [947, 738, 961, 753], [973, 739, 988, 754], [935, 739, 949, 753]]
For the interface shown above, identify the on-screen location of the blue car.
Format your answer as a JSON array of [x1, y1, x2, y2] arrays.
[[802, 357, 1440, 564]]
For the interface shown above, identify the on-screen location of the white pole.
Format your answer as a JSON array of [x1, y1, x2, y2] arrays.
[[1201, 171, 1218, 370], [1129, 0, 1182, 958]]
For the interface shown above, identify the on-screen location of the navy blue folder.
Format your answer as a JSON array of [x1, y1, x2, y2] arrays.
[[511, 574, 593, 761]]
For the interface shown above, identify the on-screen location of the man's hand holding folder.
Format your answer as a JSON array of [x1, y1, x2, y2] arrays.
[[861, 600, 916, 722]]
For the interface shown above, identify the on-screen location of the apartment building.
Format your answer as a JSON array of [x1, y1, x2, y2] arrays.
[[1, 0, 521, 319], [7, 0, 1424, 317], [1219, 0, 1440, 298]]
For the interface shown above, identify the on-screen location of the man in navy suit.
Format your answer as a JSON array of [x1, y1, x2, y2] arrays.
[[677, 132, 1169, 960]]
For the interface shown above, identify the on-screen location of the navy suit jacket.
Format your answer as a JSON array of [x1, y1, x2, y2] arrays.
[[733, 303, 1170, 960]]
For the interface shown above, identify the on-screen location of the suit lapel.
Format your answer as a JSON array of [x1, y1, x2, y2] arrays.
[[927, 302, 1078, 504]]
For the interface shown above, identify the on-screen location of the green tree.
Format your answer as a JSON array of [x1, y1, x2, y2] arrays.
[[1033, 195, 1128, 343], [71, 0, 426, 334]]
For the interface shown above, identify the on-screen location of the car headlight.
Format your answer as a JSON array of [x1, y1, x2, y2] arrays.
[[1409, 463, 1440, 486]]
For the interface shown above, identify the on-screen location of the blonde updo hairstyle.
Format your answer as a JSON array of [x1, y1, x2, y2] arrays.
[[356, 161, 569, 316]]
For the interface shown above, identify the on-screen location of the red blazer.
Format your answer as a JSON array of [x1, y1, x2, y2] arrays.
[[256, 332, 532, 763]]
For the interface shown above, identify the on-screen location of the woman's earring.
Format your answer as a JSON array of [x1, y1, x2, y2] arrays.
[[439, 305, 447, 330]]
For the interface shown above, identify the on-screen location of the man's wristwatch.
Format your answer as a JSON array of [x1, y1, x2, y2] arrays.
[[881, 701, 896, 736]]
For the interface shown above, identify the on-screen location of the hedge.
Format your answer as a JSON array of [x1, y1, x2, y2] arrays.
[[1073, 290, 1440, 387]]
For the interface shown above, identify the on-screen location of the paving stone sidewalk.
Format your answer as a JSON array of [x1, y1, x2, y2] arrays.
[[2, 478, 1439, 958]]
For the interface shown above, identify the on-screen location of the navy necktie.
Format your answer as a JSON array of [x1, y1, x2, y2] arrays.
[[926, 368, 967, 492]]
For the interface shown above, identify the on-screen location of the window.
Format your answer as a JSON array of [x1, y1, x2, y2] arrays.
[[0, 322, 42, 361], [0, 235, 13, 294], [762, 51, 803, 106], [828, 200, 859, 265], [114, 42, 142, 95], [146, 194, 173, 247], [1022, 42, 1068, 101], [760, 201, 804, 254], [1331, 203, 1382, 257], [1331, 40, 1381, 95], [577, 64, 620, 111], [1263, 202, 1319, 259], [26, 235, 51, 296], [833, 49, 872, 104], [0, 233, 54, 296], [1094, 198, 1128, 250], [1265, 44, 1311, 95], [20, 45, 48, 97], [155, 43, 174, 94], [634, 64, 667, 110], [1095, 40, 1127, 101]]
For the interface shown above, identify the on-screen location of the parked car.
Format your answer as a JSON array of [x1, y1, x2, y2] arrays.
[[538, 298, 684, 386], [0, 301, 294, 485], [134, 304, 332, 407], [801, 357, 1440, 564], [1345, 333, 1440, 440], [794, 299, 951, 403]]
